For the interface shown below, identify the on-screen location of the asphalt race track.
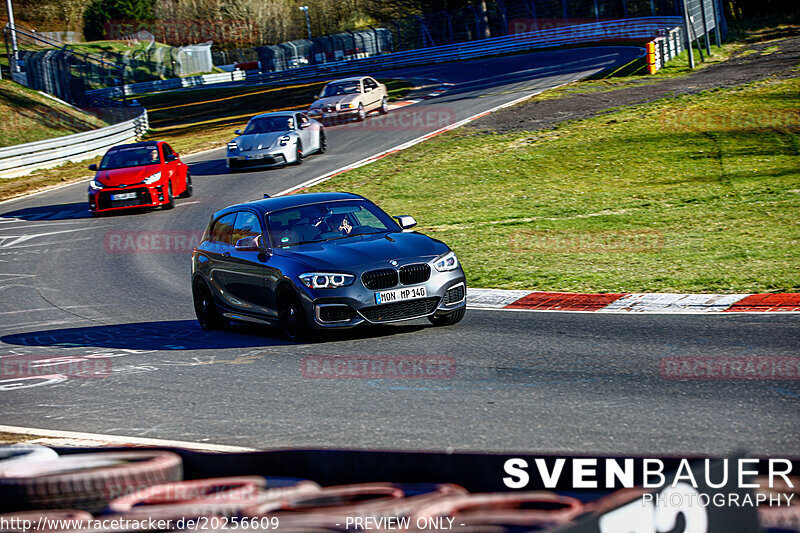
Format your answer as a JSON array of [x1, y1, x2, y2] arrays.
[[0, 47, 798, 456]]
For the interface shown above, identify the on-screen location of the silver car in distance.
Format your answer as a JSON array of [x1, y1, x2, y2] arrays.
[[227, 111, 327, 171]]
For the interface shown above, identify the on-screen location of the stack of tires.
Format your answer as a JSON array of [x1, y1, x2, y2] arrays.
[[2, 446, 798, 532]]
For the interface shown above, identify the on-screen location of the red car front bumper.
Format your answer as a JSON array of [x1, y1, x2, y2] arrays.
[[88, 184, 169, 213]]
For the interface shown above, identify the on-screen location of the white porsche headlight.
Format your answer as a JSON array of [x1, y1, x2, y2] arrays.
[[434, 251, 459, 272], [299, 273, 355, 289], [143, 172, 162, 185]]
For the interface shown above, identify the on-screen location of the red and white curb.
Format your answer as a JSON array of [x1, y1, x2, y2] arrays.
[[387, 79, 455, 111], [467, 288, 800, 313]]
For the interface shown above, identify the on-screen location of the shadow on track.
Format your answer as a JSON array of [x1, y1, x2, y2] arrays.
[[0, 202, 168, 221], [187, 159, 229, 177], [1, 320, 427, 351], [1, 202, 92, 221]]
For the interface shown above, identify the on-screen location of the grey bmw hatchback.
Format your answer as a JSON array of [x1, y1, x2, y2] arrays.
[[191, 192, 466, 340]]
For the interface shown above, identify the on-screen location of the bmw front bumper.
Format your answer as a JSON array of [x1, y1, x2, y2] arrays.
[[297, 266, 467, 330]]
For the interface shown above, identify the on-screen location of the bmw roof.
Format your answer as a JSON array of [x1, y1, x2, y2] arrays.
[[222, 192, 367, 215]]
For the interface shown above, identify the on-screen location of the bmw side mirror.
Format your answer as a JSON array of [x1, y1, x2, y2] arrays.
[[235, 235, 261, 252], [235, 129, 242, 135], [395, 215, 417, 230], [88, 164, 98, 171]]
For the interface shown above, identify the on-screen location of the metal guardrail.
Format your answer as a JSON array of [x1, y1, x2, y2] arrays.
[[88, 17, 682, 99], [87, 70, 246, 98], [0, 107, 148, 179]]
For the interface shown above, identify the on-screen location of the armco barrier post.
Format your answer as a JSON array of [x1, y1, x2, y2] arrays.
[[646, 41, 657, 73]]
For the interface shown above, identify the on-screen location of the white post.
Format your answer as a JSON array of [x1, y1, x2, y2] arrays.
[[5, 0, 19, 73]]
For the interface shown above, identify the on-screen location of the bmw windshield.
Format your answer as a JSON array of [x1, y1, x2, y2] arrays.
[[267, 200, 400, 247]]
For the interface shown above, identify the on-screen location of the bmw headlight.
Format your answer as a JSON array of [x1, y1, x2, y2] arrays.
[[433, 251, 459, 272], [143, 171, 162, 185], [89, 180, 104, 190], [340, 103, 352, 109], [279, 135, 292, 146], [227, 141, 238, 151], [299, 272, 355, 289]]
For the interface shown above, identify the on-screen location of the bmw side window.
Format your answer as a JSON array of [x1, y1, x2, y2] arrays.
[[232, 211, 262, 245], [210, 213, 237, 245]]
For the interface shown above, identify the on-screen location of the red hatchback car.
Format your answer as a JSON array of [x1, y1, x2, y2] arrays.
[[88, 141, 192, 215]]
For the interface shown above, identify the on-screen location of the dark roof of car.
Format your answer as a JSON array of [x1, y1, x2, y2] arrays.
[[222, 192, 367, 215]]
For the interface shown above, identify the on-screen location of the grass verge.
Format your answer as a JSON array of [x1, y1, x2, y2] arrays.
[[310, 77, 800, 293], [0, 80, 107, 147]]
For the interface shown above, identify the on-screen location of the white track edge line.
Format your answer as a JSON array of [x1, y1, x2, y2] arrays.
[[0, 424, 257, 452]]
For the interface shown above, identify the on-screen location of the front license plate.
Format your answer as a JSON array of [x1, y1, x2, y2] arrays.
[[246, 154, 266, 160], [375, 286, 426, 305], [111, 192, 137, 201]]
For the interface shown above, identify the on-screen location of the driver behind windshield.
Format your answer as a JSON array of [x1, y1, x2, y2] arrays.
[[244, 117, 293, 134]]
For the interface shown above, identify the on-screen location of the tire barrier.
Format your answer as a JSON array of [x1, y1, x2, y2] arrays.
[[408, 492, 583, 531], [0, 451, 183, 513], [107, 478, 321, 522], [0, 448, 794, 532]]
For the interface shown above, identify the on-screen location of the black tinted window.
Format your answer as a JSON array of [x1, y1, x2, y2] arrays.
[[99, 146, 160, 170]]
